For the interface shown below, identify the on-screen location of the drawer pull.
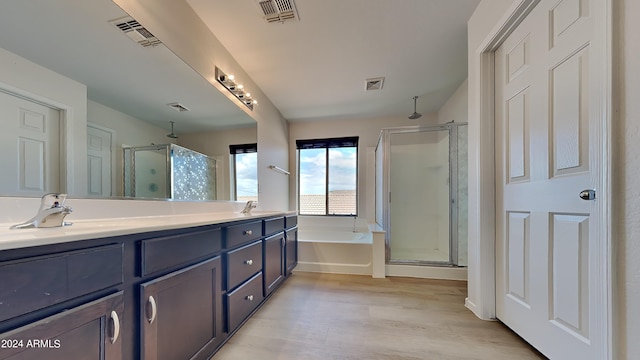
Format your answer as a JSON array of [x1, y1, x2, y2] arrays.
[[243, 230, 253, 236], [109, 310, 120, 344], [246, 295, 254, 301], [147, 295, 157, 324], [244, 259, 253, 265]]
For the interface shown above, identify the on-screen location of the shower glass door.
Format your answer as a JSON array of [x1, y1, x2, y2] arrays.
[[123, 145, 170, 198], [389, 128, 451, 264], [376, 124, 467, 267]]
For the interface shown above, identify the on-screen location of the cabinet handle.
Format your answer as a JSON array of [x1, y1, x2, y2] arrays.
[[246, 295, 254, 301], [110, 310, 120, 344], [147, 295, 157, 324], [244, 259, 253, 265], [243, 230, 253, 236]]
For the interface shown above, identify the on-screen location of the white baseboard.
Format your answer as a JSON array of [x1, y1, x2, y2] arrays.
[[294, 262, 468, 281], [294, 262, 372, 276], [385, 264, 467, 281]]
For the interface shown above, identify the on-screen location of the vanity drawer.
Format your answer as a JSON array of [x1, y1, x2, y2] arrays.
[[285, 215, 297, 229], [140, 227, 222, 277], [263, 216, 285, 237], [226, 272, 264, 332], [226, 220, 262, 249], [0, 244, 123, 322], [226, 240, 262, 290]]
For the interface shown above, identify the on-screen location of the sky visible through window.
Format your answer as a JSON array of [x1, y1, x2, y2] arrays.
[[299, 147, 357, 215], [235, 152, 258, 201]]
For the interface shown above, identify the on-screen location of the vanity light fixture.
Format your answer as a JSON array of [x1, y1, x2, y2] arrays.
[[216, 67, 257, 110]]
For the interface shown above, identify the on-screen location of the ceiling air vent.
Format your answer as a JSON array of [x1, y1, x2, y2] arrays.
[[365, 77, 385, 91], [109, 16, 162, 48], [257, 0, 299, 23], [166, 102, 190, 112]]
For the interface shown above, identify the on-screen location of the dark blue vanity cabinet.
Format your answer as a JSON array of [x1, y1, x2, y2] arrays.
[[285, 215, 298, 276], [138, 227, 224, 360], [263, 216, 286, 297], [0, 214, 297, 360], [224, 219, 264, 334], [0, 243, 125, 360]]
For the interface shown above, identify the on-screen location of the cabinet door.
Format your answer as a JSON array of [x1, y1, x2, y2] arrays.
[[140, 257, 223, 360], [0, 292, 123, 360], [285, 227, 298, 275], [263, 233, 285, 296]]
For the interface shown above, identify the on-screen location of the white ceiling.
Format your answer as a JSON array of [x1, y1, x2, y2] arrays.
[[0, 0, 479, 133], [187, 0, 480, 122]]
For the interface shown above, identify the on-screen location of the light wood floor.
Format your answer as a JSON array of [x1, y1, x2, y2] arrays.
[[213, 272, 547, 360]]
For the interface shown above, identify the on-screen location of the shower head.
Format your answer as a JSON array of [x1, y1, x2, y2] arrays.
[[166, 121, 178, 139], [408, 96, 422, 119]]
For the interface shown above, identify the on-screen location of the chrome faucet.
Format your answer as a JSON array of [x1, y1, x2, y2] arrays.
[[10, 193, 73, 229], [241, 200, 257, 214]]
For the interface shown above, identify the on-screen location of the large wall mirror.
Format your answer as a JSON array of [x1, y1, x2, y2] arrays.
[[0, 0, 257, 200]]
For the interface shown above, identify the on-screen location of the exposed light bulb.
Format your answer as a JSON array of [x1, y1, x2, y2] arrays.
[[215, 67, 255, 110]]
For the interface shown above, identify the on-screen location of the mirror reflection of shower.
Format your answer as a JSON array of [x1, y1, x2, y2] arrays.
[[123, 144, 216, 200], [375, 123, 468, 266]]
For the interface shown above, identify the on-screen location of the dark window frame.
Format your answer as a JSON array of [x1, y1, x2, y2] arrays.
[[296, 137, 359, 216], [230, 143, 257, 201]]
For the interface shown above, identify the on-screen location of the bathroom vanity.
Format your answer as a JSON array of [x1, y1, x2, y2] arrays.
[[0, 212, 298, 360]]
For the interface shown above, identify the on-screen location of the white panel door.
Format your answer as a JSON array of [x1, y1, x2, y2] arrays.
[[495, 0, 604, 358], [0, 91, 60, 195], [87, 124, 113, 196]]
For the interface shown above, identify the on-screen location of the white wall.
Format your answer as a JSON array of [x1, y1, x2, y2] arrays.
[[114, 0, 290, 211], [88, 100, 168, 147], [0, 47, 88, 196], [87, 100, 169, 196], [438, 79, 469, 124], [466, 0, 519, 321], [179, 127, 258, 200], [616, 0, 639, 358], [288, 113, 439, 220]]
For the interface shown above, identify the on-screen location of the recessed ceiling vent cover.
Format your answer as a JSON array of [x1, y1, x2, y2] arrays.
[[257, 0, 300, 23], [167, 102, 190, 112], [365, 77, 385, 91], [109, 16, 162, 48]]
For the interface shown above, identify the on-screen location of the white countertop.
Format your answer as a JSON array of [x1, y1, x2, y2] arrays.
[[0, 210, 290, 251]]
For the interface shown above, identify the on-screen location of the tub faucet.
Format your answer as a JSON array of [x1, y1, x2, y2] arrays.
[[10, 193, 73, 229], [241, 200, 257, 214]]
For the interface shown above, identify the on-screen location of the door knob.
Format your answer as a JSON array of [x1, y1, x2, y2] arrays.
[[579, 189, 596, 200]]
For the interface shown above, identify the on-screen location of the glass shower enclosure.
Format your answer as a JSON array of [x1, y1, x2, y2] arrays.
[[123, 143, 217, 201], [375, 124, 468, 266]]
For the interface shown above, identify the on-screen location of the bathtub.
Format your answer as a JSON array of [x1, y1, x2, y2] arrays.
[[295, 217, 378, 276], [298, 229, 371, 243]]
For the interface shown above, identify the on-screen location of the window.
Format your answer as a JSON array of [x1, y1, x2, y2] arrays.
[[297, 137, 358, 215], [230, 143, 258, 201]]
